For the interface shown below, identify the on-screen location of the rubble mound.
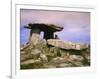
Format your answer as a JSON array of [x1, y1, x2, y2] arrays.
[[20, 39, 90, 69]]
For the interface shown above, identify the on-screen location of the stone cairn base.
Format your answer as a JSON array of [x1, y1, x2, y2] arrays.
[[20, 39, 90, 69]]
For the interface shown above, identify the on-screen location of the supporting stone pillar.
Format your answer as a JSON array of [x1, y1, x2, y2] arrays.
[[24, 23, 63, 42], [29, 28, 41, 45], [44, 31, 54, 40]]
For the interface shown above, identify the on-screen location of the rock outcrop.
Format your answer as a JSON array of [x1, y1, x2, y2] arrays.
[[20, 23, 90, 69], [20, 39, 90, 69]]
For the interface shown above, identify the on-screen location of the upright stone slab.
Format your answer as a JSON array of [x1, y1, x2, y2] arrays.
[[30, 28, 41, 45]]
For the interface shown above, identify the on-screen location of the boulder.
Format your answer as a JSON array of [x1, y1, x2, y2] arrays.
[[50, 57, 65, 64], [69, 55, 84, 61], [34, 39, 49, 52], [20, 53, 33, 61], [49, 47, 61, 57], [25, 23, 63, 32], [31, 49, 41, 59], [21, 59, 41, 65], [20, 59, 44, 69], [47, 39, 89, 50], [40, 54, 48, 63]]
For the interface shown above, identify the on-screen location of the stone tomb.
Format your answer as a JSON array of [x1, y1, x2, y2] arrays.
[[24, 23, 63, 42]]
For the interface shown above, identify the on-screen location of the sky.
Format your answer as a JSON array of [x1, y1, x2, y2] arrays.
[[20, 9, 90, 45]]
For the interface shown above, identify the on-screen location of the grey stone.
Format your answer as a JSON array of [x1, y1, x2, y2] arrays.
[[40, 54, 48, 63], [20, 53, 33, 61], [21, 59, 41, 65], [47, 39, 89, 50], [31, 49, 41, 59], [30, 33, 41, 46], [50, 57, 64, 64], [69, 55, 84, 61]]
